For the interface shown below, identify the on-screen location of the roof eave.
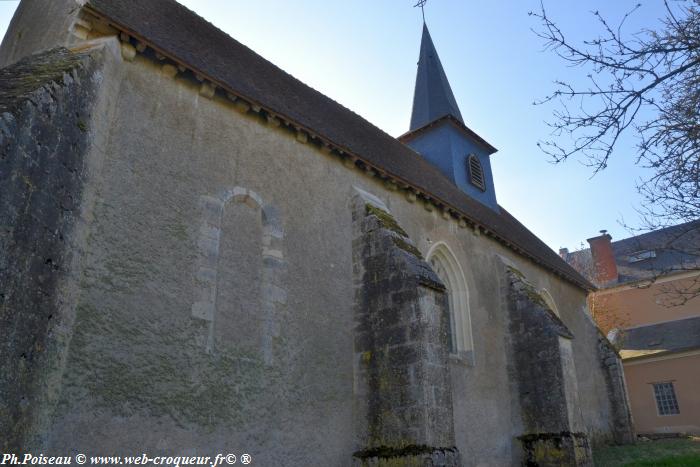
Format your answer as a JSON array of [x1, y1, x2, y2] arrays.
[[621, 346, 700, 362], [398, 114, 498, 155]]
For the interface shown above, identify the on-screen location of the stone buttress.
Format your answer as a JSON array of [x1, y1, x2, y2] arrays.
[[0, 46, 106, 452], [597, 333, 635, 444], [351, 191, 460, 466], [506, 267, 593, 467]]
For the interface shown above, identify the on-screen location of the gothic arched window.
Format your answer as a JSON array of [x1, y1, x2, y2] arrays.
[[427, 242, 474, 361], [467, 154, 486, 191], [539, 288, 561, 317]]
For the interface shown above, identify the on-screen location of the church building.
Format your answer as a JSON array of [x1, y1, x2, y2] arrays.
[[0, 0, 634, 465]]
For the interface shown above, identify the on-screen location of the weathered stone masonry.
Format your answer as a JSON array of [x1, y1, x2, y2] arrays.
[[597, 333, 635, 444], [506, 267, 593, 466], [0, 47, 102, 452], [352, 193, 460, 466]]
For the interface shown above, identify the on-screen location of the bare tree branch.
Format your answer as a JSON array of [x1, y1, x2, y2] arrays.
[[533, 0, 700, 304]]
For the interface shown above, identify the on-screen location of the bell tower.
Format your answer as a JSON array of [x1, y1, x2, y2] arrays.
[[400, 23, 499, 211]]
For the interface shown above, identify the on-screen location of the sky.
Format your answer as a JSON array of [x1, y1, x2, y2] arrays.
[[0, 1, 674, 252]]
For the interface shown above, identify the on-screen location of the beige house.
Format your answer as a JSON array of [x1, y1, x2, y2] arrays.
[[564, 222, 700, 435]]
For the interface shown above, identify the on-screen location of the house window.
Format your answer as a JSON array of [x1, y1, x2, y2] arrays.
[[628, 250, 656, 262], [653, 382, 680, 415], [467, 154, 486, 191]]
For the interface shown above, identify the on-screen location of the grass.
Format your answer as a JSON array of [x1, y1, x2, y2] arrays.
[[594, 437, 700, 466]]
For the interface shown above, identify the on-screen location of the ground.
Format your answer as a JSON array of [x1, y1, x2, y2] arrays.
[[594, 436, 700, 466]]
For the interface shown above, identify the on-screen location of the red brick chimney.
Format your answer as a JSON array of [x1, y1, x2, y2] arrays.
[[587, 230, 618, 285], [559, 248, 569, 261]]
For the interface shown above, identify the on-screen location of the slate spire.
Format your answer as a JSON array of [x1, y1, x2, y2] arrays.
[[409, 24, 464, 131]]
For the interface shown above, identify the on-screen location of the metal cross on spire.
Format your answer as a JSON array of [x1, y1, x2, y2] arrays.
[[413, 0, 428, 23]]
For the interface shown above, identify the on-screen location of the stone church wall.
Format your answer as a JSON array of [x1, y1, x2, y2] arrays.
[[0, 46, 108, 452], [2, 39, 629, 466]]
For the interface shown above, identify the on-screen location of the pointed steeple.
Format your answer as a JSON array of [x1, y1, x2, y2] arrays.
[[409, 24, 464, 131], [402, 22, 498, 211]]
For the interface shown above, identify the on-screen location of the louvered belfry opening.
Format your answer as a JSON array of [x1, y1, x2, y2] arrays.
[[468, 154, 485, 191]]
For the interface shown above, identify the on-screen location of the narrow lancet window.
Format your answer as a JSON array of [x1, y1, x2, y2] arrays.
[[427, 242, 474, 362]]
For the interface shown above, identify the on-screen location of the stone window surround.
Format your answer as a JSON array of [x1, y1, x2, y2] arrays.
[[539, 288, 561, 317], [191, 186, 285, 363], [426, 241, 474, 365]]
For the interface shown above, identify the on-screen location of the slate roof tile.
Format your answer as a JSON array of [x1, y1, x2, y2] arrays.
[[618, 316, 700, 360]]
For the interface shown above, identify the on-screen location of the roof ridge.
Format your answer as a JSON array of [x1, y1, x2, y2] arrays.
[[612, 219, 700, 246], [567, 219, 700, 255]]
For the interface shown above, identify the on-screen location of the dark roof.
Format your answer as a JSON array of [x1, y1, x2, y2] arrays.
[[617, 316, 700, 360], [568, 220, 700, 286], [84, 0, 593, 291], [409, 24, 464, 131]]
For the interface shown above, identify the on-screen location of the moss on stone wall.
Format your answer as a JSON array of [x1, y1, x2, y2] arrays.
[[365, 204, 408, 238], [507, 266, 548, 309], [61, 301, 272, 429], [391, 237, 423, 259], [518, 432, 592, 466], [0, 48, 93, 113], [353, 445, 461, 466], [364, 203, 424, 259]]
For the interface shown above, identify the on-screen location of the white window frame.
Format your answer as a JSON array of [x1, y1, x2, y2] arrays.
[[652, 381, 680, 416]]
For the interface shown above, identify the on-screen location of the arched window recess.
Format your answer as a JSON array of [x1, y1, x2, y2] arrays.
[[426, 242, 474, 363]]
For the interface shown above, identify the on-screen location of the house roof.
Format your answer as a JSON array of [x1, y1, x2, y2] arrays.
[[567, 220, 700, 287], [84, 0, 593, 291], [617, 316, 700, 360], [409, 24, 464, 132]]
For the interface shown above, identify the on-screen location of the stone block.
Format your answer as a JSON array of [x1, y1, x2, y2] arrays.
[[191, 301, 214, 321]]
